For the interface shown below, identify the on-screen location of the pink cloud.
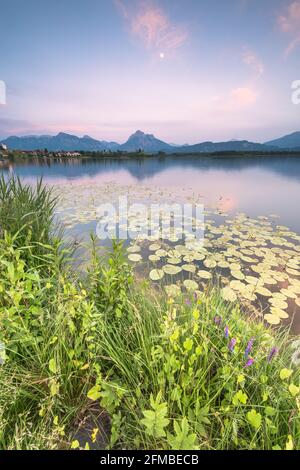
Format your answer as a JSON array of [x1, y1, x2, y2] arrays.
[[231, 87, 258, 106], [242, 48, 264, 77], [212, 86, 258, 112], [115, 0, 187, 53], [278, 1, 300, 56]]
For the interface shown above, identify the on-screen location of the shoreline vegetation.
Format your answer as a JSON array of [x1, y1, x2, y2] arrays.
[[0, 177, 300, 450], [1, 149, 300, 165]]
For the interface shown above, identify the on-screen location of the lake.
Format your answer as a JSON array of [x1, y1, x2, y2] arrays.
[[1, 154, 300, 230], [1, 154, 300, 333]]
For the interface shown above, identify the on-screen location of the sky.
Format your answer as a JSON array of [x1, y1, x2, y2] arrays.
[[0, 0, 300, 144]]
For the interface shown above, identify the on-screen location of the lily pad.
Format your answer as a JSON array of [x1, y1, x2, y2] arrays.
[[221, 287, 237, 302], [128, 253, 142, 262], [149, 269, 164, 281], [149, 243, 161, 252], [182, 264, 196, 273], [264, 314, 281, 325], [255, 286, 272, 297], [198, 270, 212, 280], [163, 265, 182, 275], [268, 298, 288, 310], [204, 259, 217, 269], [270, 307, 289, 319]]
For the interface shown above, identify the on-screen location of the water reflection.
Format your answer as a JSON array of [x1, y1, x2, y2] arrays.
[[1, 154, 300, 231]]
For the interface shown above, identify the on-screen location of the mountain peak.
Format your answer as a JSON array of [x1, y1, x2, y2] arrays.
[[266, 131, 300, 149], [120, 130, 172, 152], [131, 130, 145, 136]]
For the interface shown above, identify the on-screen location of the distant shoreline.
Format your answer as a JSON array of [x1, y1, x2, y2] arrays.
[[1, 149, 300, 165]]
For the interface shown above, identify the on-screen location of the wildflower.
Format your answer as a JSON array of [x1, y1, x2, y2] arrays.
[[185, 299, 191, 306], [224, 325, 229, 338], [267, 347, 278, 362], [245, 337, 255, 358], [229, 338, 237, 353], [244, 357, 254, 368], [214, 315, 222, 326]]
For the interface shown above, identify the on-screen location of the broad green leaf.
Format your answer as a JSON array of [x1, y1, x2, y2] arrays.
[[71, 440, 80, 449], [87, 384, 101, 401], [246, 409, 262, 430], [232, 390, 248, 406], [285, 435, 294, 450], [279, 368, 293, 381], [49, 358, 57, 374], [183, 338, 193, 351], [288, 383, 300, 397], [167, 418, 198, 450], [140, 392, 170, 438]]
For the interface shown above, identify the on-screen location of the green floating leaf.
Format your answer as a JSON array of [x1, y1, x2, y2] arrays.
[[264, 314, 281, 325], [163, 265, 182, 276], [182, 264, 196, 273], [198, 270, 212, 280], [127, 245, 141, 253], [149, 269, 164, 281], [149, 243, 161, 252], [221, 287, 237, 303], [128, 253, 142, 262]]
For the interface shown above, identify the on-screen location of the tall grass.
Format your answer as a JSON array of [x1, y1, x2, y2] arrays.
[[0, 176, 67, 271], [0, 176, 56, 243]]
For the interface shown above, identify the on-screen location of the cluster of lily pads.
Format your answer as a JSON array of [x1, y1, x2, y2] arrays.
[[52, 182, 300, 331], [126, 212, 300, 330]]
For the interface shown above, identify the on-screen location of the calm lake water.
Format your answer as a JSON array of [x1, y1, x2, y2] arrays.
[[2, 154, 300, 231], [2, 154, 300, 333]]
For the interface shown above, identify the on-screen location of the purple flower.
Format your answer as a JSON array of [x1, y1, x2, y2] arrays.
[[267, 347, 278, 362], [185, 299, 191, 306], [214, 315, 222, 326], [224, 325, 229, 338], [229, 338, 237, 353], [244, 357, 254, 368], [245, 337, 255, 358], [193, 292, 198, 301]]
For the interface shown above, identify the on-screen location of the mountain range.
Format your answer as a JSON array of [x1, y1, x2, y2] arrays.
[[1, 130, 300, 153]]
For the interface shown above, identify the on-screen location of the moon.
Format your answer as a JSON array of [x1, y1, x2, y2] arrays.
[[159, 52, 165, 60]]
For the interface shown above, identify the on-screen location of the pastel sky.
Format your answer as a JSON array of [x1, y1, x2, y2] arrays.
[[1, 0, 300, 144]]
